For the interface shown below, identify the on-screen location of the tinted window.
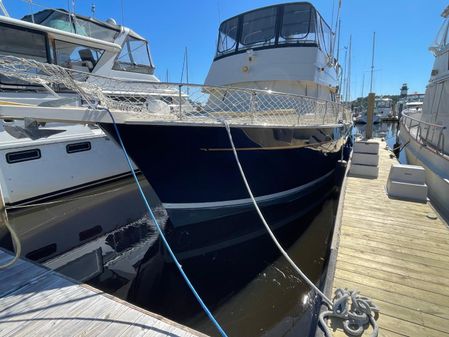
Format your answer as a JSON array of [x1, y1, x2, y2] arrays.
[[0, 24, 47, 61], [239, 7, 277, 48], [6, 149, 41, 164], [280, 4, 314, 43], [217, 17, 239, 55]]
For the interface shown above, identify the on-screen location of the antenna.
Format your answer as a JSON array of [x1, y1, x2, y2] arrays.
[[346, 35, 352, 102], [369, 32, 376, 93], [91, 3, 96, 18], [166, 69, 169, 82], [120, 0, 125, 25], [180, 47, 189, 84], [0, 0, 9, 16]]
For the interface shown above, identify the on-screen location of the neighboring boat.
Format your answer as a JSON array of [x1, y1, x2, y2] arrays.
[[0, 2, 352, 261], [399, 5, 449, 221], [354, 112, 380, 124], [0, 7, 170, 208], [375, 97, 393, 120]]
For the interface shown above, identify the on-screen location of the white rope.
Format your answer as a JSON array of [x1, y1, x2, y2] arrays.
[[0, 204, 21, 269], [222, 120, 333, 307], [319, 288, 379, 337], [223, 121, 380, 336]]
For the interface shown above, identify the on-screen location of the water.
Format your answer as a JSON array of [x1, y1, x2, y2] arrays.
[[1, 171, 341, 337], [352, 121, 407, 164]]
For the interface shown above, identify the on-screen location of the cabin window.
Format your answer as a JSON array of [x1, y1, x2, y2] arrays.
[[217, 17, 239, 55], [239, 7, 277, 49], [6, 149, 41, 164], [113, 36, 154, 74], [54, 40, 104, 73], [318, 18, 332, 54], [22, 9, 119, 42], [0, 23, 49, 86], [0, 23, 48, 62], [66, 142, 91, 153], [214, 3, 323, 60], [279, 3, 314, 43]]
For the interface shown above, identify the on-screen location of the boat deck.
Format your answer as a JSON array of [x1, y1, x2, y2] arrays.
[[0, 249, 206, 337], [323, 139, 449, 336]]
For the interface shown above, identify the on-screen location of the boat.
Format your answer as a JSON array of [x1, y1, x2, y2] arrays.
[[354, 112, 380, 124], [375, 97, 394, 120], [398, 5, 449, 221], [0, 2, 352, 261], [0, 6, 170, 208]]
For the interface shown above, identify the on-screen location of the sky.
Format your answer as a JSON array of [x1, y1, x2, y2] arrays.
[[3, 0, 448, 99]]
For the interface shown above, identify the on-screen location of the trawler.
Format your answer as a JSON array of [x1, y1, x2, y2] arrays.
[[0, 2, 351, 260], [399, 5, 449, 221]]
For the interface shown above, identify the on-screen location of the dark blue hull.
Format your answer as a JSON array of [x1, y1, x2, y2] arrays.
[[101, 123, 347, 259]]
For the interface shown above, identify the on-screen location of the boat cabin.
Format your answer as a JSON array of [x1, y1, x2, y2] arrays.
[[0, 9, 158, 88], [205, 2, 338, 100]]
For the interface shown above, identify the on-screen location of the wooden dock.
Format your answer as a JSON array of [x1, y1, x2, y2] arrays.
[[322, 139, 449, 337], [0, 249, 206, 337]]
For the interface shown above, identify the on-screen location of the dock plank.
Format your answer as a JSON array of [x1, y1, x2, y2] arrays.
[[0, 249, 206, 337], [327, 139, 449, 337]]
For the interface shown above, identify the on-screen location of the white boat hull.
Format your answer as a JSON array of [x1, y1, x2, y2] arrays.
[[0, 123, 133, 206], [399, 124, 449, 221]]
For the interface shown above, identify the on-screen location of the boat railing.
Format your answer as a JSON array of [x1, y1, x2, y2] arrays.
[[401, 110, 446, 154], [0, 55, 351, 128]]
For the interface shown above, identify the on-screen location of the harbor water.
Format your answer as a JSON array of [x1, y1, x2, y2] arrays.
[[0, 121, 400, 336]]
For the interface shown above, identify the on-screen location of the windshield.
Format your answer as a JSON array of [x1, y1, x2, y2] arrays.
[[22, 9, 119, 42], [215, 3, 330, 59], [376, 100, 391, 108], [113, 37, 154, 74]]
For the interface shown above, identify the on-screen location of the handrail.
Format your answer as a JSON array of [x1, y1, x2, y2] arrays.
[[401, 110, 447, 155], [0, 55, 351, 128]]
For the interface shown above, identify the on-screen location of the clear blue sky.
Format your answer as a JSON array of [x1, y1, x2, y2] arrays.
[[4, 0, 448, 98]]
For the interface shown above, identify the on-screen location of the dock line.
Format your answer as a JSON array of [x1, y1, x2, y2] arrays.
[[223, 121, 379, 337], [222, 120, 333, 307], [0, 185, 21, 269], [106, 108, 228, 337]]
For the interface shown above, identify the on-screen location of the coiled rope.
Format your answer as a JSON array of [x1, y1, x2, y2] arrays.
[[319, 289, 379, 337], [222, 121, 379, 336], [107, 109, 228, 337]]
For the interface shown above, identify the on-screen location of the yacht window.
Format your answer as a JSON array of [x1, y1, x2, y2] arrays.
[[239, 7, 277, 49], [22, 9, 119, 42], [279, 3, 314, 43], [318, 17, 332, 54], [217, 17, 239, 55], [54, 40, 104, 73], [6, 149, 41, 164], [66, 141, 91, 153], [113, 37, 154, 74], [0, 24, 48, 62], [431, 18, 449, 54]]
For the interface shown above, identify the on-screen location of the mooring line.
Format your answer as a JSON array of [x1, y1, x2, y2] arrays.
[[107, 109, 228, 337], [222, 121, 379, 337]]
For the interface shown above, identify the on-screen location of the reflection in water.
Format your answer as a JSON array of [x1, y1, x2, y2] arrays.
[[1, 167, 342, 337], [352, 121, 407, 164]]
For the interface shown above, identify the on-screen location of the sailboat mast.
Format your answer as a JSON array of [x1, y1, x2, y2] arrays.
[[370, 32, 376, 93]]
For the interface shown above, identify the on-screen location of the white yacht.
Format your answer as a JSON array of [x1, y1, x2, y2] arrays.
[[0, 7, 166, 207], [375, 97, 393, 119], [399, 5, 449, 221]]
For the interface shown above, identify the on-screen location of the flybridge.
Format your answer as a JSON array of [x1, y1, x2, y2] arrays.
[[215, 2, 334, 60]]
